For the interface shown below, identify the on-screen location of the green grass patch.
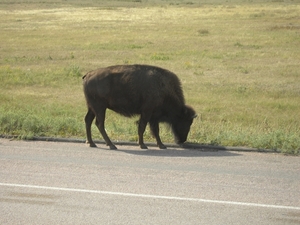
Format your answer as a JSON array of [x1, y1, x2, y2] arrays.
[[0, 0, 299, 154]]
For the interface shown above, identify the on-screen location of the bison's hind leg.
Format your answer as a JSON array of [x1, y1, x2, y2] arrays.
[[92, 106, 117, 150], [95, 118, 117, 150], [85, 108, 97, 147]]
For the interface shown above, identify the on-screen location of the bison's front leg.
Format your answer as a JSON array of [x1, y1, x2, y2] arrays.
[[137, 114, 150, 149], [150, 120, 166, 149]]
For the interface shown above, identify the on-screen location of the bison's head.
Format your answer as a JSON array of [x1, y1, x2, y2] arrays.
[[172, 105, 197, 144]]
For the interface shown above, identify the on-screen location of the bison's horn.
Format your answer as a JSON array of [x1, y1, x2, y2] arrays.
[[192, 114, 198, 119]]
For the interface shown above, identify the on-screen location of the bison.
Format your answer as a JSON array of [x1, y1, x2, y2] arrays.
[[82, 64, 196, 150]]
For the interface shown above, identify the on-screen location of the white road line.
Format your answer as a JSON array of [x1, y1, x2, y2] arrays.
[[1, 182, 299, 210]]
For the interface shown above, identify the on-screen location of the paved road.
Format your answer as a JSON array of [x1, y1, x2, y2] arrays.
[[0, 138, 299, 224]]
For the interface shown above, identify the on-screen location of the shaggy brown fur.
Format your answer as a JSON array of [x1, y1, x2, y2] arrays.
[[83, 64, 196, 150]]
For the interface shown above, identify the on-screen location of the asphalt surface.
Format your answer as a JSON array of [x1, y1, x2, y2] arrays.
[[0, 138, 299, 224]]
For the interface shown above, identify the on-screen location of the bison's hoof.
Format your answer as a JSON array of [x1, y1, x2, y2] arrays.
[[140, 144, 148, 149], [109, 145, 117, 150], [158, 144, 167, 149], [87, 141, 97, 148]]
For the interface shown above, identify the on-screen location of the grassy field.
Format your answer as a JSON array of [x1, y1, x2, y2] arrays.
[[0, 0, 299, 154]]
